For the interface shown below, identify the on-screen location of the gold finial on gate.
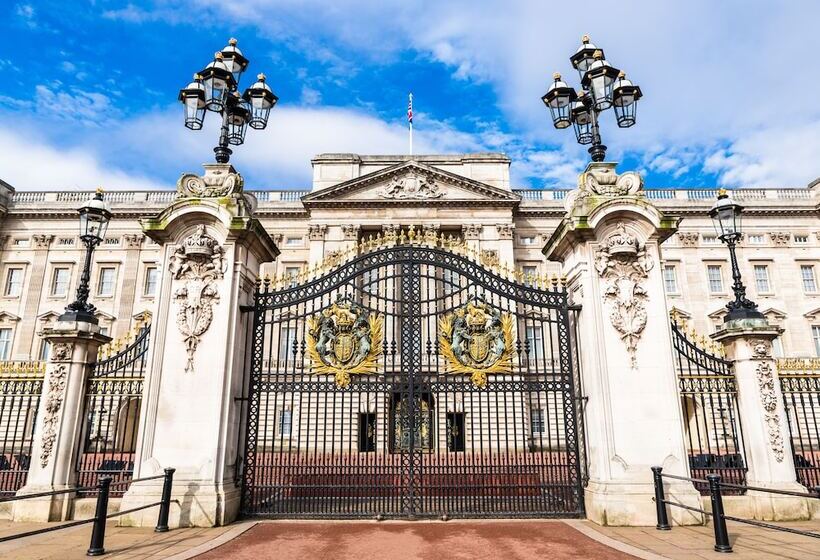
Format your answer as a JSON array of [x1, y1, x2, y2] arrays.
[[559, 276, 568, 290], [398, 228, 406, 245]]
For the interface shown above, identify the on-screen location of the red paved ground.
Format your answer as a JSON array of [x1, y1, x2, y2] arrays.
[[196, 521, 638, 560]]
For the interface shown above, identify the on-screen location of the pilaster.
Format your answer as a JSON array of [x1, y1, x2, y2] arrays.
[[713, 320, 810, 520], [17, 235, 53, 358], [113, 234, 145, 337], [13, 321, 109, 521], [544, 162, 701, 526]]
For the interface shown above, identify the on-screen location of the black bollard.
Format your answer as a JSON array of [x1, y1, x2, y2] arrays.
[[87, 477, 112, 556], [706, 474, 732, 553], [651, 466, 671, 530], [155, 468, 176, 533]]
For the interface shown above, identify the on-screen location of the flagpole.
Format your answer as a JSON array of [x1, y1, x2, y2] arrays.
[[408, 92, 413, 156]]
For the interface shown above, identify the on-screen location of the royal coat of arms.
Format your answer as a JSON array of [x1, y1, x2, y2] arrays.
[[439, 297, 514, 387], [306, 297, 384, 387]]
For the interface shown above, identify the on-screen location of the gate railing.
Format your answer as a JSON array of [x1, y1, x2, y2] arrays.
[[0, 361, 44, 496], [76, 323, 150, 496], [670, 319, 747, 494], [778, 357, 820, 489]]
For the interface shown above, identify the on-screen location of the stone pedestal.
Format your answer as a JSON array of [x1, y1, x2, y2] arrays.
[[13, 321, 109, 522], [543, 162, 702, 526], [713, 319, 810, 520], [120, 164, 278, 528]]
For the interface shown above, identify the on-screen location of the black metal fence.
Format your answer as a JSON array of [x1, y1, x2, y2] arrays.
[[671, 320, 747, 494], [76, 325, 150, 496], [779, 358, 820, 489], [0, 362, 43, 496]]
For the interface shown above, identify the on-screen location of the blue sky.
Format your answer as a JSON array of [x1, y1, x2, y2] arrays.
[[1, 1, 819, 191]]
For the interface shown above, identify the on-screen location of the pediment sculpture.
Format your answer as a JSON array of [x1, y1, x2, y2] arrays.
[[594, 223, 654, 368], [169, 225, 227, 372], [378, 172, 443, 199]]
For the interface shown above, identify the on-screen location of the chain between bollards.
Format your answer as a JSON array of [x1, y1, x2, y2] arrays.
[[706, 474, 733, 553], [651, 466, 671, 530], [155, 468, 176, 533], [87, 476, 112, 556]]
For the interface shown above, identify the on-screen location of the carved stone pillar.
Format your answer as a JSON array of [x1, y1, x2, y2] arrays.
[[543, 161, 702, 526], [495, 223, 515, 270], [114, 233, 145, 337], [13, 321, 109, 521], [17, 234, 53, 358], [120, 163, 279, 527], [307, 223, 327, 266], [462, 223, 482, 252], [713, 322, 809, 520]]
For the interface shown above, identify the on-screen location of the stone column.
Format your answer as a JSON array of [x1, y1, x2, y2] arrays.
[[113, 234, 144, 337], [713, 321, 810, 520], [120, 163, 278, 528], [16, 235, 53, 358], [13, 320, 109, 521], [543, 162, 702, 526]]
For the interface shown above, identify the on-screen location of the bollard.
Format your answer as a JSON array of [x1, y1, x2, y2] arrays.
[[155, 468, 176, 533], [651, 466, 671, 530], [706, 474, 732, 553], [87, 477, 112, 556]]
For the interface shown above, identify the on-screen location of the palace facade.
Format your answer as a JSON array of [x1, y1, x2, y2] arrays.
[[1, 153, 818, 362]]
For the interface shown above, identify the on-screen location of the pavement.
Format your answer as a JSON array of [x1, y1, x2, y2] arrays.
[[0, 518, 817, 559]]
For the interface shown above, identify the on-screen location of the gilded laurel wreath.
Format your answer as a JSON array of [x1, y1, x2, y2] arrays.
[[306, 299, 384, 388], [438, 298, 515, 388]]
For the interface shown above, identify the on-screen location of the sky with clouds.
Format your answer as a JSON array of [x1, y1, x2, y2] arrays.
[[1, 1, 818, 191]]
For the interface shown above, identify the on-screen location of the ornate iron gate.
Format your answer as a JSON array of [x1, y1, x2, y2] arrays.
[[0, 362, 43, 496], [778, 358, 820, 489], [671, 317, 747, 494], [241, 235, 583, 519]]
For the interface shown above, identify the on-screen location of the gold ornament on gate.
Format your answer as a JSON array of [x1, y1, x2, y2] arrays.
[[306, 296, 384, 388], [438, 297, 514, 388]]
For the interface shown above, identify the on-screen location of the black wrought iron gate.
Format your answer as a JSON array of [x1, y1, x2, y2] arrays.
[[241, 240, 583, 519]]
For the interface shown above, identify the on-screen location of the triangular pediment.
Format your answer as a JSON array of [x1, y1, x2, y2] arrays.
[[303, 161, 520, 207], [0, 311, 20, 323]]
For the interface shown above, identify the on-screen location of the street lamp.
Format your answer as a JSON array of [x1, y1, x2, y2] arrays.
[[178, 38, 278, 163], [543, 35, 643, 162], [60, 189, 112, 325], [709, 189, 765, 323]]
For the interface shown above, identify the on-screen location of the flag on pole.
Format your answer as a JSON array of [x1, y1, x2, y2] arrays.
[[407, 93, 413, 124]]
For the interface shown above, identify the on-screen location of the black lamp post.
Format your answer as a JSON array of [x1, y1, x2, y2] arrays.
[[709, 189, 765, 323], [542, 35, 642, 162], [60, 189, 112, 325], [178, 38, 278, 163]]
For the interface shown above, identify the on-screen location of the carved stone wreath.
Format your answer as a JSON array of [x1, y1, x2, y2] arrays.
[[755, 361, 785, 462], [169, 225, 226, 373], [40, 364, 68, 468], [595, 223, 654, 368]]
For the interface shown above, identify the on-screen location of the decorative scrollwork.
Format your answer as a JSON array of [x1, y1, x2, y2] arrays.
[[756, 361, 785, 462], [40, 364, 68, 467], [306, 297, 384, 388], [176, 163, 244, 198], [438, 297, 514, 388]]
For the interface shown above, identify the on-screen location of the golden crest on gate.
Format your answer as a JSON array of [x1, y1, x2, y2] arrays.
[[439, 297, 514, 388], [306, 296, 384, 388]]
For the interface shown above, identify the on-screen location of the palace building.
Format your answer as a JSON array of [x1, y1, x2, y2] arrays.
[[0, 153, 818, 526]]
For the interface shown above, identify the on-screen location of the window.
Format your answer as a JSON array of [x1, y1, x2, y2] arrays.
[[103, 237, 119, 247], [39, 340, 51, 361], [748, 234, 765, 244], [702, 235, 720, 245], [442, 268, 459, 295], [531, 408, 545, 434], [707, 265, 724, 293], [144, 267, 158, 296], [51, 267, 70, 296], [98, 267, 116, 296], [0, 328, 12, 360], [99, 326, 109, 337], [284, 266, 300, 288], [520, 236, 535, 245], [4, 268, 23, 297], [285, 237, 302, 247], [794, 235, 809, 244], [801, 265, 818, 293], [663, 265, 678, 293], [446, 413, 465, 452], [279, 324, 298, 362], [753, 265, 771, 293], [814, 326, 820, 357], [772, 337, 784, 358], [278, 409, 292, 437], [358, 413, 376, 452], [525, 325, 544, 356], [362, 268, 379, 295], [57, 237, 75, 247], [12, 238, 29, 247], [523, 265, 538, 286]]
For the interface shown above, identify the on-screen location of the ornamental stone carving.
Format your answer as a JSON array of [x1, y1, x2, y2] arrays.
[[272, 233, 284, 245], [50, 343, 73, 363], [32, 234, 54, 249], [378, 172, 443, 199], [308, 224, 327, 241], [177, 163, 244, 199], [564, 162, 644, 212], [343, 224, 361, 240], [595, 223, 654, 367], [770, 232, 790, 246], [755, 361, 785, 462], [496, 224, 515, 239], [169, 225, 226, 373], [677, 232, 699, 247], [40, 364, 68, 467], [123, 234, 144, 249], [462, 224, 482, 240], [751, 339, 772, 358]]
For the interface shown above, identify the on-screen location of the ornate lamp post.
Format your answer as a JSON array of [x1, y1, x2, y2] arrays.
[[178, 38, 278, 163], [542, 35, 643, 162], [709, 189, 765, 322], [59, 189, 111, 324]]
